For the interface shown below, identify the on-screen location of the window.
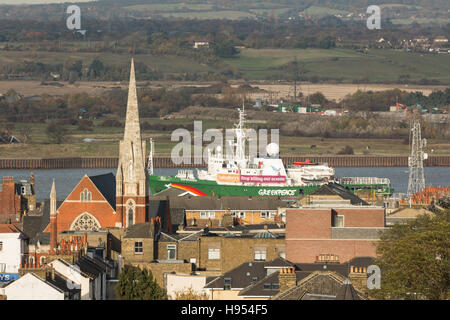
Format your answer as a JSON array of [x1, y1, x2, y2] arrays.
[[224, 278, 231, 290], [254, 248, 267, 261], [208, 248, 220, 260], [232, 211, 245, 218], [29, 256, 34, 266], [40, 256, 46, 265], [127, 201, 135, 227], [167, 245, 176, 260], [334, 215, 344, 227], [134, 242, 143, 254], [260, 211, 275, 219], [80, 189, 91, 202], [71, 212, 101, 231], [263, 283, 279, 290], [252, 277, 258, 284], [0, 241, 2, 251], [200, 211, 215, 219]]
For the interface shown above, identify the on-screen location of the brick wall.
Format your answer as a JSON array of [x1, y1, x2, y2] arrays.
[[0, 177, 21, 220], [131, 262, 193, 287], [286, 239, 378, 263], [286, 209, 332, 239], [122, 238, 154, 263], [285, 207, 384, 263], [46, 176, 117, 234], [334, 208, 385, 227], [199, 237, 285, 274]]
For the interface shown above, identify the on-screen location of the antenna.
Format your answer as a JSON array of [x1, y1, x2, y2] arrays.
[[407, 118, 426, 195], [147, 138, 154, 176]]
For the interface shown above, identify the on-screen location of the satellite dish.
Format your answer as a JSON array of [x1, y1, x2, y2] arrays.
[[423, 153, 428, 160], [216, 145, 222, 152], [266, 143, 279, 157]]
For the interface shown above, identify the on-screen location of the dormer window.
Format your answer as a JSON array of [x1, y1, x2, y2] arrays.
[[81, 189, 91, 202]]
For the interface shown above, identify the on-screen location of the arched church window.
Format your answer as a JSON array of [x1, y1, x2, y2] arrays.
[[127, 201, 135, 227], [40, 256, 46, 265], [81, 189, 91, 202], [71, 213, 101, 231], [29, 256, 34, 266]]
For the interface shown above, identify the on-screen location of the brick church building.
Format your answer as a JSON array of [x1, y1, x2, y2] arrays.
[[26, 59, 159, 257]]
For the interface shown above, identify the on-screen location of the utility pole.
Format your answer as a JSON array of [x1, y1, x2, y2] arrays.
[[407, 117, 427, 195]]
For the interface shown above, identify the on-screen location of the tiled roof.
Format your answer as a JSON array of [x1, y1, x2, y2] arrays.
[[253, 230, 279, 239], [76, 256, 104, 278], [23, 199, 63, 244], [0, 224, 23, 234], [89, 173, 116, 209], [294, 262, 349, 277], [264, 257, 294, 268], [124, 223, 154, 239], [169, 196, 291, 211], [335, 279, 361, 300], [49, 271, 82, 294], [205, 261, 267, 289], [309, 183, 369, 206]]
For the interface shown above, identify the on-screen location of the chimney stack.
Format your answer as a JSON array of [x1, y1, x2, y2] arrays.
[[278, 267, 296, 293]]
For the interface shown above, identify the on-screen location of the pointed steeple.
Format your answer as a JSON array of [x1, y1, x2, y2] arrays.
[[116, 58, 148, 228], [123, 58, 142, 145], [50, 178, 58, 251], [50, 179, 57, 216]]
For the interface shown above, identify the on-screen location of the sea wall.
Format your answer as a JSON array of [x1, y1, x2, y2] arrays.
[[0, 156, 449, 169]]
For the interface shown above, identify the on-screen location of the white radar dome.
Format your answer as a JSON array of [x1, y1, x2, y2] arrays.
[[266, 143, 279, 157]]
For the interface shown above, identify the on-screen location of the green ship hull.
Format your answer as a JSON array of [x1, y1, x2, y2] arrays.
[[148, 175, 393, 197]]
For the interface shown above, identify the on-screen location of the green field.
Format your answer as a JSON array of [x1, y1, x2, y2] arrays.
[[223, 48, 450, 83], [2, 117, 449, 159], [124, 3, 214, 11], [391, 18, 450, 25], [160, 11, 255, 20], [302, 5, 350, 16], [0, 49, 213, 74]]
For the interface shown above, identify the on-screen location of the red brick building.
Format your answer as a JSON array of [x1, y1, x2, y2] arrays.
[[43, 174, 117, 243], [286, 206, 386, 263], [0, 174, 36, 223]]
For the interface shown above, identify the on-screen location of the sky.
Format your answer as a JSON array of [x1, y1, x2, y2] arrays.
[[0, 0, 95, 4]]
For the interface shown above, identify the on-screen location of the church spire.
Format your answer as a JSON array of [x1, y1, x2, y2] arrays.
[[50, 179, 58, 250], [116, 58, 148, 228], [123, 58, 142, 144]]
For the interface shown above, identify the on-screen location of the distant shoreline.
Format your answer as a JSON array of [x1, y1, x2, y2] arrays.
[[1, 155, 449, 169]]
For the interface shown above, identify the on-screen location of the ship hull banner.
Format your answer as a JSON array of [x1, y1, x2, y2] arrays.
[[240, 175, 286, 183]]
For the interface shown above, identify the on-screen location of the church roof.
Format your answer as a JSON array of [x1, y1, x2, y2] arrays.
[[335, 279, 361, 300], [88, 173, 116, 209]]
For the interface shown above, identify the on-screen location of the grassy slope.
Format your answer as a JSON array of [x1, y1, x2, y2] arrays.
[[1, 118, 449, 158], [0, 50, 213, 74], [223, 48, 450, 83]]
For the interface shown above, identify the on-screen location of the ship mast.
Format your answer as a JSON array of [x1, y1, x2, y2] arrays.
[[234, 101, 247, 168], [147, 138, 154, 176]]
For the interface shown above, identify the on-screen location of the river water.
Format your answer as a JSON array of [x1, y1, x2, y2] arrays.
[[0, 167, 448, 201]]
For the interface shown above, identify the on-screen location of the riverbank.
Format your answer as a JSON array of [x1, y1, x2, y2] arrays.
[[1, 155, 449, 169]]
